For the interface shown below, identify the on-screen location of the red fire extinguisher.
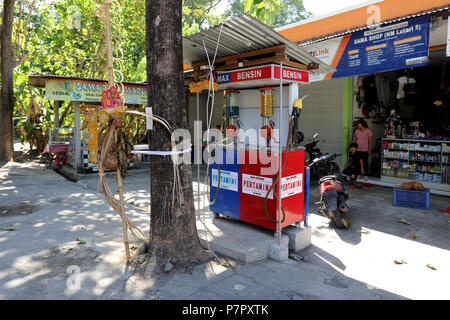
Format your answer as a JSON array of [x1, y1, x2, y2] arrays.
[[54, 154, 61, 166], [60, 153, 67, 166], [54, 153, 67, 167]]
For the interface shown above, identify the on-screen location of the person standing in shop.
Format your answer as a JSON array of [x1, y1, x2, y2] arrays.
[[353, 118, 373, 180]]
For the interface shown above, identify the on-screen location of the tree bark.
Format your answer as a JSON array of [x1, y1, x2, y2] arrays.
[[0, 0, 16, 162], [58, 102, 71, 126], [145, 0, 209, 271]]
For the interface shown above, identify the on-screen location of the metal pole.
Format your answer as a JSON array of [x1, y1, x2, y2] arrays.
[[54, 101, 60, 128], [278, 62, 283, 246], [104, 0, 115, 87], [197, 92, 200, 214], [104, 0, 129, 261], [304, 166, 310, 227]]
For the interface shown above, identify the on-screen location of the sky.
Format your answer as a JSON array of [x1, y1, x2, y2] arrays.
[[303, 0, 373, 16], [215, 0, 374, 18]]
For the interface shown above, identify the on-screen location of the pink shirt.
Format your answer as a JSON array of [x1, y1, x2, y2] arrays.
[[354, 128, 373, 152]]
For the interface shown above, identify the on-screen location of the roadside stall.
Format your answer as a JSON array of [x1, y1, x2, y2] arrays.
[[207, 64, 309, 232], [28, 74, 148, 173], [295, 11, 450, 196], [184, 15, 334, 236], [42, 127, 73, 168]]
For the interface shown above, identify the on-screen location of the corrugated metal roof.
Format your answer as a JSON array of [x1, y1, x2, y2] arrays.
[[28, 74, 146, 88], [183, 15, 335, 75]]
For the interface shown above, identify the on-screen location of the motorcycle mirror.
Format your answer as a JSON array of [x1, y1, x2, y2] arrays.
[[313, 133, 318, 139]]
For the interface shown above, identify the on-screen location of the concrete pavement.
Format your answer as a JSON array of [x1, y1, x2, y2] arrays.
[[0, 158, 449, 299]]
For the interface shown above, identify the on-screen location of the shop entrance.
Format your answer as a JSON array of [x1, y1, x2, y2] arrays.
[[352, 48, 450, 195]]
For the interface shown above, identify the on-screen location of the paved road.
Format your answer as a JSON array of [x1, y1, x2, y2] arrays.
[[0, 159, 449, 300]]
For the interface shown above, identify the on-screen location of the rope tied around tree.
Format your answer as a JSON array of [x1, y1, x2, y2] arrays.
[[97, 117, 146, 241]]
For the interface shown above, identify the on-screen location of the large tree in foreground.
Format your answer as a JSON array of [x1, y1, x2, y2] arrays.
[[0, 0, 16, 162], [145, 0, 210, 272]]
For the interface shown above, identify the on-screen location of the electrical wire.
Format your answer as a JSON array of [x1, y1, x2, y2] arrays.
[[197, 5, 229, 264]]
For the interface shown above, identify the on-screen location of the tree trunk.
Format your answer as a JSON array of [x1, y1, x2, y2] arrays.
[[0, 0, 16, 162], [58, 102, 71, 126], [145, 0, 209, 272]]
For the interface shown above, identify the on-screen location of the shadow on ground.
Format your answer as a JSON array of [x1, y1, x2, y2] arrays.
[[307, 178, 450, 251]]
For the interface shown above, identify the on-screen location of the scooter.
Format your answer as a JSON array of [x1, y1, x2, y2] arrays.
[[305, 133, 327, 177], [309, 153, 350, 228], [304, 133, 322, 165]]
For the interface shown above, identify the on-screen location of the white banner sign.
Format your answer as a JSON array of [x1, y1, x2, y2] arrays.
[[303, 36, 344, 82], [242, 173, 303, 199], [211, 169, 238, 192], [242, 174, 274, 199], [280, 173, 303, 198]]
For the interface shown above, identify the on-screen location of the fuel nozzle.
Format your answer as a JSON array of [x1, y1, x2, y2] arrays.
[[290, 95, 308, 148]]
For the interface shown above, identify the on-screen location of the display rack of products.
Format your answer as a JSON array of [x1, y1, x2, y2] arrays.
[[382, 138, 450, 184], [443, 143, 450, 184]]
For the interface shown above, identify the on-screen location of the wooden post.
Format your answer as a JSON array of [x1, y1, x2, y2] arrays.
[[104, 0, 115, 87], [74, 101, 81, 172], [104, 0, 130, 261], [54, 101, 60, 128], [117, 170, 130, 260]]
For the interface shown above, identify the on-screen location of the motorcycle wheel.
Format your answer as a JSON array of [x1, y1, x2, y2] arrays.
[[329, 209, 345, 229]]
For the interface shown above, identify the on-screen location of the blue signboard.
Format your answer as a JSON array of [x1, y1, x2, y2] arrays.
[[305, 15, 431, 81], [209, 149, 241, 219], [216, 72, 231, 84], [333, 15, 430, 78]]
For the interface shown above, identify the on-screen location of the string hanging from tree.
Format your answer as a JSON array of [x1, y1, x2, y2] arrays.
[[87, 0, 185, 262]]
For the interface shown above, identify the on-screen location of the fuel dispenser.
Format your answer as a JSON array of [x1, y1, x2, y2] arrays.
[[199, 63, 310, 232], [223, 90, 242, 144], [259, 88, 276, 147]]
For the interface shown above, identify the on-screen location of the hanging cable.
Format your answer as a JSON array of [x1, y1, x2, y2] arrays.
[[196, 4, 229, 264]]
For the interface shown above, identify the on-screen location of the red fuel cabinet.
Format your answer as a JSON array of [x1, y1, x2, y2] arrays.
[[210, 147, 305, 231]]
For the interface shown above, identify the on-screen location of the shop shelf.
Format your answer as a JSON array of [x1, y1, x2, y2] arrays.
[[383, 156, 409, 160], [409, 159, 441, 164], [393, 188, 430, 210], [409, 150, 442, 153], [409, 170, 441, 173]]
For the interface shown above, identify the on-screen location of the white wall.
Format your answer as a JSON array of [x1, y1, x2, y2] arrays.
[[297, 78, 344, 158], [189, 80, 344, 156], [235, 87, 291, 148]]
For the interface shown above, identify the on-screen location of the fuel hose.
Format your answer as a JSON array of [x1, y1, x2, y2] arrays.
[[263, 117, 294, 224], [206, 161, 220, 205], [206, 118, 227, 206]]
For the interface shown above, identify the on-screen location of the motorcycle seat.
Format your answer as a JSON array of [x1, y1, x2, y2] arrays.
[[319, 175, 339, 183]]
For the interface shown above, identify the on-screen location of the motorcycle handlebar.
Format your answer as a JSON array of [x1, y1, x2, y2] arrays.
[[308, 153, 343, 166]]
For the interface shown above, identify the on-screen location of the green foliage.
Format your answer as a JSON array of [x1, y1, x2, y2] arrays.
[[13, 61, 53, 151], [10, 0, 146, 149], [7, 0, 312, 150], [244, 0, 280, 26], [12, 0, 146, 81], [229, 0, 311, 27], [33, 0, 107, 78], [183, 0, 223, 35]]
